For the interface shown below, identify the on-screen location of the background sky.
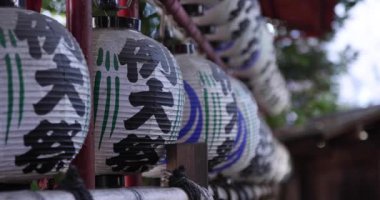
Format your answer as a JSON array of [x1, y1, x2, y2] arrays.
[[328, 0, 380, 107]]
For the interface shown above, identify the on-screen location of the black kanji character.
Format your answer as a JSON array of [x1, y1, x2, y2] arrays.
[[239, 154, 271, 177], [225, 94, 237, 134], [211, 64, 231, 95], [15, 120, 81, 174], [208, 138, 234, 171], [34, 53, 85, 116], [124, 78, 173, 133], [106, 134, 164, 173], [229, 0, 245, 20], [118, 38, 177, 85], [240, 122, 274, 177], [14, 11, 83, 61], [231, 19, 250, 40]]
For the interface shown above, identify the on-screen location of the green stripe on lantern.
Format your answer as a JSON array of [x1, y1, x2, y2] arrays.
[[199, 72, 206, 86], [113, 54, 119, 71], [15, 54, 24, 127], [110, 77, 120, 138], [216, 93, 222, 137], [203, 72, 212, 87], [105, 51, 110, 71], [211, 92, 217, 147], [8, 30, 16, 47], [96, 48, 103, 66], [171, 83, 183, 141], [203, 88, 209, 145], [99, 76, 111, 148], [0, 28, 5, 47], [93, 71, 102, 123], [5, 54, 13, 144]]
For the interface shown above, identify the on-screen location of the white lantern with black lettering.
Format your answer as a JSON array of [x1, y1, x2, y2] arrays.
[[0, 8, 91, 182], [92, 17, 185, 175], [175, 45, 238, 173], [210, 77, 260, 177]]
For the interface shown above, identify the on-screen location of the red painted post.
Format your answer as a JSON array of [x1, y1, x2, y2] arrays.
[[117, 0, 141, 187], [124, 174, 142, 187], [117, 0, 139, 18], [26, 0, 42, 12], [66, 0, 95, 189]]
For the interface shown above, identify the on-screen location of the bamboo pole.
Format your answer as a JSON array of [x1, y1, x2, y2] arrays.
[[0, 188, 189, 200]]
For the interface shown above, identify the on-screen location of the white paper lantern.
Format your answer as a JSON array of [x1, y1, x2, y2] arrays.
[[200, 0, 261, 42], [191, 0, 260, 26], [209, 77, 261, 177], [0, 8, 91, 182], [249, 64, 291, 115], [176, 53, 238, 173], [238, 118, 291, 183], [213, 19, 261, 58], [237, 118, 274, 183], [92, 17, 185, 175], [231, 20, 276, 77], [270, 139, 292, 183]]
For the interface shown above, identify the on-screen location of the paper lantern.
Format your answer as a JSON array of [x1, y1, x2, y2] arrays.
[[210, 77, 260, 177], [199, 1, 261, 42], [92, 17, 185, 175], [213, 18, 261, 57], [190, 0, 260, 26], [230, 20, 276, 77], [175, 52, 238, 173], [0, 8, 91, 182], [249, 63, 291, 115], [238, 118, 291, 183]]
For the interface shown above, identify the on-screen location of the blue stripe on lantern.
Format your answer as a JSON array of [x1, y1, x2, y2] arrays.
[[178, 81, 203, 143], [238, 50, 260, 70], [214, 40, 235, 52], [212, 110, 246, 173]]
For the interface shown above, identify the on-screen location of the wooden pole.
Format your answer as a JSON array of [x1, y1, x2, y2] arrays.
[[66, 0, 95, 189], [166, 143, 208, 187], [117, 0, 139, 18], [0, 188, 189, 200], [26, 0, 42, 12]]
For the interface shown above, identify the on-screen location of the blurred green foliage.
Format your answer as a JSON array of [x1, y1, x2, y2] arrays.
[[139, 1, 160, 37], [42, 0, 65, 14], [266, 0, 361, 128]]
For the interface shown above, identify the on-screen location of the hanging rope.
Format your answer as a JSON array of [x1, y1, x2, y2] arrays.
[[168, 166, 213, 200], [56, 165, 93, 200]]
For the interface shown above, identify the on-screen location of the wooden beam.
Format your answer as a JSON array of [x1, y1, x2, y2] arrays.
[[166, 143, 208, 187]]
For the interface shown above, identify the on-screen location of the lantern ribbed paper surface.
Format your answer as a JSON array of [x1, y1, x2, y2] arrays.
[[176, 54, 238, 172], [0, 8, 91, 182], [249, 58, 291, 115], [238, 118, 291, 183], [191, 0, 258, 26], [210, 77, 261, 177], [201, 1, 261, 42], [229, 20, 275, 77], [214, 21, 261, 58], [93, 28, 184, 175]]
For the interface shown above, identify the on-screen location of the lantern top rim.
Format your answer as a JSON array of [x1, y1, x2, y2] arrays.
[[94, 16, 141, 31], [169, 43, 196, 55]]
